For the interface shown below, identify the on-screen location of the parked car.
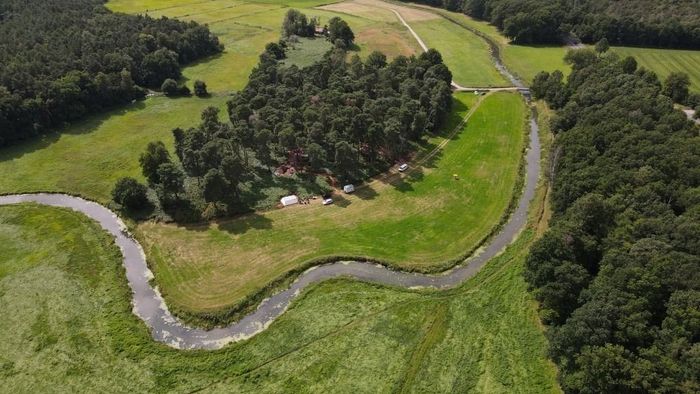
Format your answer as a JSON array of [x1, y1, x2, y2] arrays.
[[398, 163, 409, 172], [343, 184, 355, 193], [323, 198, 334, 205]]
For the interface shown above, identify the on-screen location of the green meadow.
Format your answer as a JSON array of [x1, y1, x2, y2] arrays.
[[138, 92, 526, 319], [0, 166, 558, 392]]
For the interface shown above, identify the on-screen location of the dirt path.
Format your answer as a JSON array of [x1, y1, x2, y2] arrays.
[[388, 7, 518, 92]]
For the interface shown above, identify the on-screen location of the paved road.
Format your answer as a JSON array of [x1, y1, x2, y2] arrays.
[[0, 5, 542, 350]]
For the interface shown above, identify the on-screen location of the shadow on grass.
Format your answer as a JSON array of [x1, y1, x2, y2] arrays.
[[332, 193, 352, 208], [217, 212, 273, 234], [434, 98, 469, 138], [355, 184, 378, 200], [0, 99, 148, 162], [177, 211, 273, 235]]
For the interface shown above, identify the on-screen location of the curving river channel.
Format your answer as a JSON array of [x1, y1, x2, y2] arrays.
[[0, 11, 541, 350]]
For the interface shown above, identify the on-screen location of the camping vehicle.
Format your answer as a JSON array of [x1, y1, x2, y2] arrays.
[[280, 195, 299, 207], [343, 184, 355, 193], [398, 163, 409, 172], [323, 198, 333, 205]]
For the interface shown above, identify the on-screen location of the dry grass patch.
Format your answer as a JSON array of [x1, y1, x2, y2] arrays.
[[355, 27, 419, 58], [319, 0, 439, 22]]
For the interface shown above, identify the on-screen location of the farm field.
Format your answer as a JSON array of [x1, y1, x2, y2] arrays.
[[410, 18, 509, 87], [137, 92, 526, 318], [612, 46, 700, 92], [281, 37, 334, 68], [0, 145, 558, 391]]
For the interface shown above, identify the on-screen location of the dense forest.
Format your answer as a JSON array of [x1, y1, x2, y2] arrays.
[[0, 0, 222, 147], [403, 0, 700, 48], [115, 12, 453, 220], [526, 49, 700, 392]]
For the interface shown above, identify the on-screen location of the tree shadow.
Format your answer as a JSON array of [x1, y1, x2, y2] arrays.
[[217, 212, 273, 234], [331, 193, 351, 208], [354, 184, 378, 200], [177, 211, 273, 235], [435, 97, 470, 138], [114, 200, 156, 221], [0, 99, 147, 162]]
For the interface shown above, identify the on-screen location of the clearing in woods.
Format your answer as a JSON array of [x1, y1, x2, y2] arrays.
[[137, 92, 526, 320]]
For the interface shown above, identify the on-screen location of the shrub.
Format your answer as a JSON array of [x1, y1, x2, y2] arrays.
[[193, 80, 208, 97], [161, 78, 179, 96], [112, 177, 148, 209]]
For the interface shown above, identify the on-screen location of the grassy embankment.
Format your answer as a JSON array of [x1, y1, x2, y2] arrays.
[[139, 92, 525, 321], [0, 101, 558, 390]]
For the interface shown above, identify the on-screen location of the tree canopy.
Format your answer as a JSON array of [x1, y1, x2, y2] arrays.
[[0, 0, 222, 147], [526, 52, 700, 392], [403, 0, 700, 48], [125, 26, 453, 220]]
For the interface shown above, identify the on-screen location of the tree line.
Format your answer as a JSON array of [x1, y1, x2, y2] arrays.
[[0, 0, 222, 147], [401, 0, 700, 48], [527, 48, 699, 392], [114, 12, 453, 220]]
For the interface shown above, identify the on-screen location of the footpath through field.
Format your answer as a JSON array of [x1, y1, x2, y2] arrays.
[[386, 5, 519, 92]]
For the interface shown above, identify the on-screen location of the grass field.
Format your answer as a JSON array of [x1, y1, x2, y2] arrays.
[[400, 1, 700, 90], [612, 46, 700, 92], [0, 144, 559, 391], [136, 92, 525, 317], [411, 18, 509, 87], [281, 37, 334, 68], [0, 96, 228, 202]]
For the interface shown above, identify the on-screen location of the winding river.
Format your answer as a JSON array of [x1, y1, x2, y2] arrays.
[[0, 7, 541, 350]]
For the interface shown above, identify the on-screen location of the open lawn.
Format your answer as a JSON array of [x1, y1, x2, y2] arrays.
[[136, 92, 526, 317], [0, 96, 228, 203], [410, 18, 508, 87], [0, 139, 558, 391], [400, 3, 571, 84], [612, 46, 700, 92], [281, 37, 334, 68]]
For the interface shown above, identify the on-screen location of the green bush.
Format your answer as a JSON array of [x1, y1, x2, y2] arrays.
[[112, 177, 148, 209]]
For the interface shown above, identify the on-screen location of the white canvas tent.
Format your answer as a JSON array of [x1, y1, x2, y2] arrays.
[[343, 184, 355, 193], [280, 195, 299, 207]]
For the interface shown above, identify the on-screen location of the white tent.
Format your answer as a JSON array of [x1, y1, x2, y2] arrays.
[[280, 195, 299, 207], [343, 184, 355, 193]]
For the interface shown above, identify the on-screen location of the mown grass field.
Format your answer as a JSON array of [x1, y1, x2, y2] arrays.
[[612, 46, 700, 92], [411, 18, 509, 87], [137, 92, 525, 316], [0, 146, 559, 392], [0, 96, 228, 202]]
